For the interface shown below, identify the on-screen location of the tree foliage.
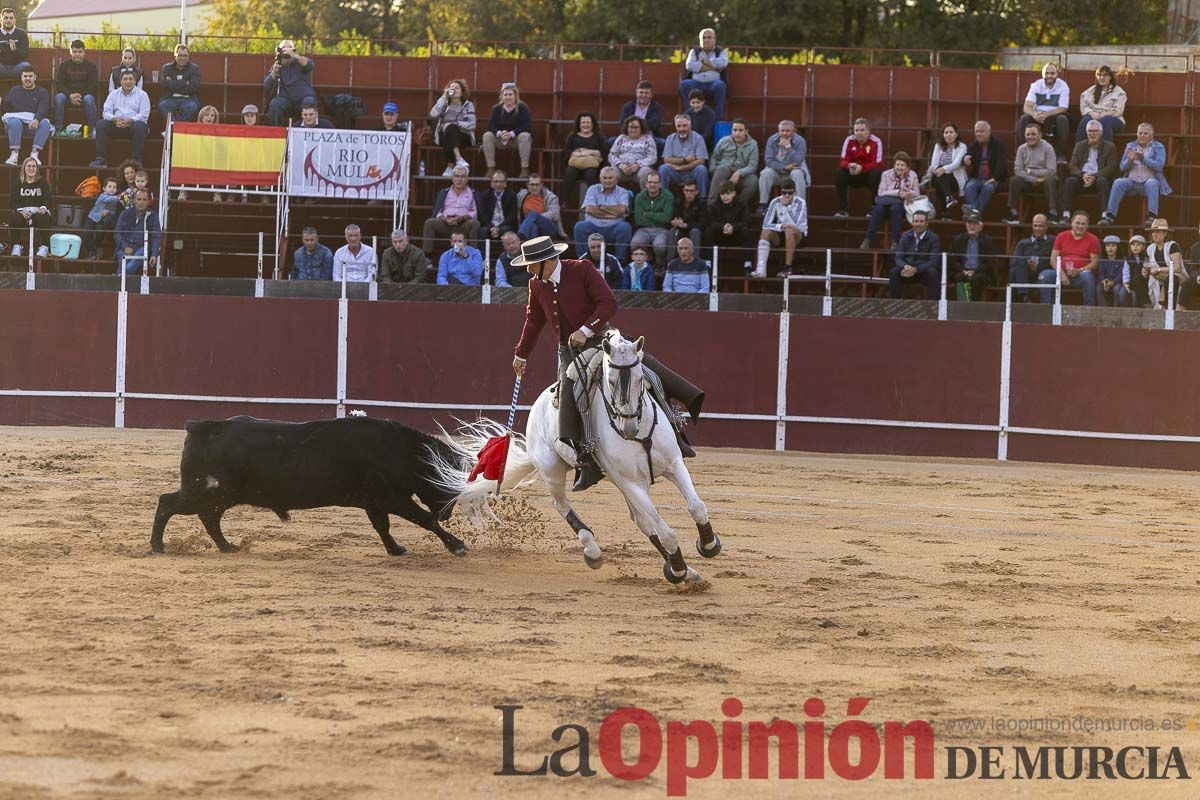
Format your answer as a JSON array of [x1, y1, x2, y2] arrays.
[[203, 0, 1168, 58]]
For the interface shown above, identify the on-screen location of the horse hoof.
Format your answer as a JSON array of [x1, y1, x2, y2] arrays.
[[696, 534, 722, 558], [662, 560, 688, 584], [583, 542, 604, 570]]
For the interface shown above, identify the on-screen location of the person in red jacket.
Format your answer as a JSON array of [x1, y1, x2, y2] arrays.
[[835, 117, 885, 217], [511, 236, 704, 491]]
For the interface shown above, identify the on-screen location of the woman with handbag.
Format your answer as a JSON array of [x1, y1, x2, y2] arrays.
[[429, 78, 476, 176], [921, 122, 968, 214], [561, 112, 607, 208], [861, 152, 921, 250]]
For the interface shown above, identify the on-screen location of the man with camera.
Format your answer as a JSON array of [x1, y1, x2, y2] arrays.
[[264, 39, 315, 127]]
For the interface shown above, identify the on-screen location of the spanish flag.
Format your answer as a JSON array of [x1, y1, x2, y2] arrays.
[[170, 123, 287, 186]]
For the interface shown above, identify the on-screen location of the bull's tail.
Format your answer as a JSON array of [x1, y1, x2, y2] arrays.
[[425, 418, 538, 528]]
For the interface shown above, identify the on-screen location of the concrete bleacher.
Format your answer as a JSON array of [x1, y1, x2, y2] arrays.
[[2, 42, 1198, 296]]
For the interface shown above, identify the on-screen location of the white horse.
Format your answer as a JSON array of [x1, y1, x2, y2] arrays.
[[433, 328, 721, 584]]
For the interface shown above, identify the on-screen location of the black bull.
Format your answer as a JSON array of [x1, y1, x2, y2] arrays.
[[151, 416, 469, 556]]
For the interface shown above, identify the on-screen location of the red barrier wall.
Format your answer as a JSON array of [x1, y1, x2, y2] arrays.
[[4, 289, 1200, 471]]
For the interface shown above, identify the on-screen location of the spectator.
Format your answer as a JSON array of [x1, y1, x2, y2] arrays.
[[264, 39, 315, 127], [429, 79, 475, 175], [1044, 211, 1100, 305], [685, 89, 716, 149], [1018, 62, 1071, 161], [1127, 233, 1150, 307], [380, 101, 404, 132], [1179, 226, 1200, 310], [1144, 218, 1185, 309], [1003, 123, 1059, 225], [239, 104, 258, 203], [759, 119, 809, 213], [476, 168, 519, 246], [948, 210, 997, 301], [706, 181, 754, 257], [679, 28, 728, 119], [516, 172, 565, 240], [82, 175, 121, 260], [670, 178, 706, 251], [379, 229, 431, 283], [622, 246, 656, 291], [755, 178, 807, 278], [3, 67, 51, 165], [1061, 119, 1118, 225], [291, 226, 334, 280], [108, 47, 142, 94], [609, 116, 656, 191], [889, 209, 940, 299], [421, 165, 481, 252], [0, 7, 30, 81], [436, 230, 483, 285], [333, 224, 377, 282], [1097, 235, 1132, 307], [91, 72, 149, 168], [561, 112, 607, 207], [1076, 65, 1126, 142], [631, 172, 674, 267], [192, 105, 226, 202], [1100, 122, 1170, 228], [493, 231, 528, 288], [659, 114, 709, 196], [53, 39, 99, 135], [834, 118, 884, 217], [131, 169, 155, 208], [573, 166, 632, 260], [962, 120, 1007, 215], [1007, 214, 1054, 302], [158, 43, 200, 123], [618, 80, 665, 144], [114, 188, 160, 275], [8, 155, 50, 257], [298, 100, 333, 129], [585, 232, 624, 290], [921, 122, 967, 214], [708, 118, 758, 206], [861, 152, 920, 250], [481, 83, 532, 177], [662, 237, 711, 293], [117, 159, 139, 207]]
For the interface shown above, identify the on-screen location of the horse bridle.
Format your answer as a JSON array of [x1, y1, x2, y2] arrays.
[[597, 350, 659, 482]]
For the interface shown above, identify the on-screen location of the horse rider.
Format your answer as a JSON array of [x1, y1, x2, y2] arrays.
[[510, 235, 706, 492]]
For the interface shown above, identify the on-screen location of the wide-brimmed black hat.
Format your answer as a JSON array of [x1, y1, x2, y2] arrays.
[[511, 235, 569, 266]]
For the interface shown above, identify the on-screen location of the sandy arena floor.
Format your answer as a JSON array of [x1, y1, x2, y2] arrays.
[[0, 426, 1198, 799]]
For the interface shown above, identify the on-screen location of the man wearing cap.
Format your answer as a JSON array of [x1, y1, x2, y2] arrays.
[[241, 104, 258, 126], [381, 101, 405, 132], [1008, 214, 1054, 302], [948, 210, 997, 301], [511, 236, 704, 491], [1045, 211, 1100, 305], [264, 39, 315, 127]]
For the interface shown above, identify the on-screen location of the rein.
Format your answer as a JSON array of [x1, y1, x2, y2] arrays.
[[596, 355, 658, 484]]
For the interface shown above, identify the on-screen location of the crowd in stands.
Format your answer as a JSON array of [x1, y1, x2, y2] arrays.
[[1, 18, 1196, 307]]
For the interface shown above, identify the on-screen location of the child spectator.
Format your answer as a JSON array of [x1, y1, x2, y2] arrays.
[[83, 175, 122, 259], [621, 246, 656, 291], [1097, 235, 1132, 307], [1126, 234, 1149, 307]]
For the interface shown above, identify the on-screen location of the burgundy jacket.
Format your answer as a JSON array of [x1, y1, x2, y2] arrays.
[[514, 259, 617, 359]]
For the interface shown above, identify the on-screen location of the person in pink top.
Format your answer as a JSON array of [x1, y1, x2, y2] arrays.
[[421, 165, 481, 252], [1043, 210, 1100, 304]]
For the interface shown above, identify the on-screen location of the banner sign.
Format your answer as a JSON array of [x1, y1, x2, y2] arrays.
[[286, 128, 409, 200]]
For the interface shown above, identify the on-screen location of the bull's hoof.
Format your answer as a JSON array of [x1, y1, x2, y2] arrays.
[[386, 544, 408, 556], [150, 541, 164, 555], [696, 533, 722, 558], [217, 542, 240, 553], [662, 561, 688, 585], [448, 541, 469, 557]]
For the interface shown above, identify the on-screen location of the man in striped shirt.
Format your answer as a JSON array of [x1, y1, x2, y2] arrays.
[[834, 118, 884, 217]]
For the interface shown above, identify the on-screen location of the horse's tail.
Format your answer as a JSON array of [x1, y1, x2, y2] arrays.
[[425, 418, 538, 528]]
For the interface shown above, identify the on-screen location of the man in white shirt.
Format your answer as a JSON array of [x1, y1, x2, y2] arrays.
[[754, 179, 808, 278], [333, 224, 377, 282], [91, 71, 149, 167], [1017, 62, 1071, 161]]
